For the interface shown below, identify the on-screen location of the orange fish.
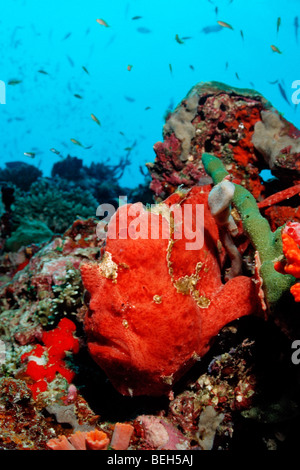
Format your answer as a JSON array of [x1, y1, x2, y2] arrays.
[[91, 114, 101, 126], [24, 152, 35, 158], [96, 18, 109, 27], [70, 138, 83, 147], [127, 64, 133, 71], [217, 20, 234, 30], [271, 44, 282, 54], [175, 34, 184, 44]]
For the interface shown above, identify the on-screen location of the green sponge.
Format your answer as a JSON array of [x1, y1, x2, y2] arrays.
[[202, 153, 295, 308]]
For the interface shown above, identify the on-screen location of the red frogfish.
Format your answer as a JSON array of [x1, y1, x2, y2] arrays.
[[80, 186, 258, 396]]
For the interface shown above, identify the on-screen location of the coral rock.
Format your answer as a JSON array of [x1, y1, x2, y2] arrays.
[[136, 415, 189, 450], [148, 81, 300, 202]]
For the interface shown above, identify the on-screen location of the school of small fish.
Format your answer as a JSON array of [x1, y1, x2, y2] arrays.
[[3, 1, 297, 160]]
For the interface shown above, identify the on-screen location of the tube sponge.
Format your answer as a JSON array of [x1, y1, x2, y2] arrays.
[[202, 153, 295, 308]]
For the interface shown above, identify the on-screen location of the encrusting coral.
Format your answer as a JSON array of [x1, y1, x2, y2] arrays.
[[274, 222, 300, 302], [20, 318, 79, 399]]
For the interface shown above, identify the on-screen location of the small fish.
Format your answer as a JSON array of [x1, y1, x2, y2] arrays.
[[62, 32, 72, 40], [91, 113, 101, 126], [145, 106, 151, 110], [137, 27, 151, 34], [124, 96, 135, 102], [169, 63, 173, 74], [132, 16, 142, 20], [268, 79, 279, 85], [24, 152, 35, 158], [139, 165, 147, 177], [74, 94, 83, 99], [189, 64, 195, 71], [50, 148, 60, 155], [235, 72, 240, 80], [240, 29, 244, 41], [295, 16, 299, 43], [225, 61, 229, 70], [127, 64, 133, 71], [67, 55, 74, 67], [182, 36, 192, 40], [96, 18, 109, 27], [278, 82, 291, 106], [277, 17, 281, 34], [217, 21, 234, 30], [215, 6, 218, 16], [82, 66, 89, 75], [119, 131, 125, 136], [201, 24, 222, 34], [38, 70, 49, 75], [70, 139, 92, 150], [124, 146, 133, 151], [8, 79, 22, 85], [175, 34, 184, 44], [271, 44, 282, 54], [70, 138, 84, 147]]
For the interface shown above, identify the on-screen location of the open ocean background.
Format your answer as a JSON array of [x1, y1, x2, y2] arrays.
[[0, 0, 299, 187]]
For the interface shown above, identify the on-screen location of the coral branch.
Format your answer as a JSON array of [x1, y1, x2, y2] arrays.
[[257, 183, 300, 209]]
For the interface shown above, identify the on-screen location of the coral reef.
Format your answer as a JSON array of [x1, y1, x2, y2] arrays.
[[51, 155, 84, 181], [0, 377, 55, 449], [0, 161, 42, 191], [1, 81, 300, 451], [5, 219, 53, 252], [0, 155, 153, 254], [11, 178, 98, 235], [147, 82, 269, 200]]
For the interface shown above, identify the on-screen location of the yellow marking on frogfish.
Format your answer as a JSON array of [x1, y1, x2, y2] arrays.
[[99, 251, 118, 280]]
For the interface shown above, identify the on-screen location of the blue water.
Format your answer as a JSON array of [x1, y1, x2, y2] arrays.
[[1, 0, 299, 188]]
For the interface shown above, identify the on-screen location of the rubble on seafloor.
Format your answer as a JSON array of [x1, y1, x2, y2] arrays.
[[0, 82, 299, 450]]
